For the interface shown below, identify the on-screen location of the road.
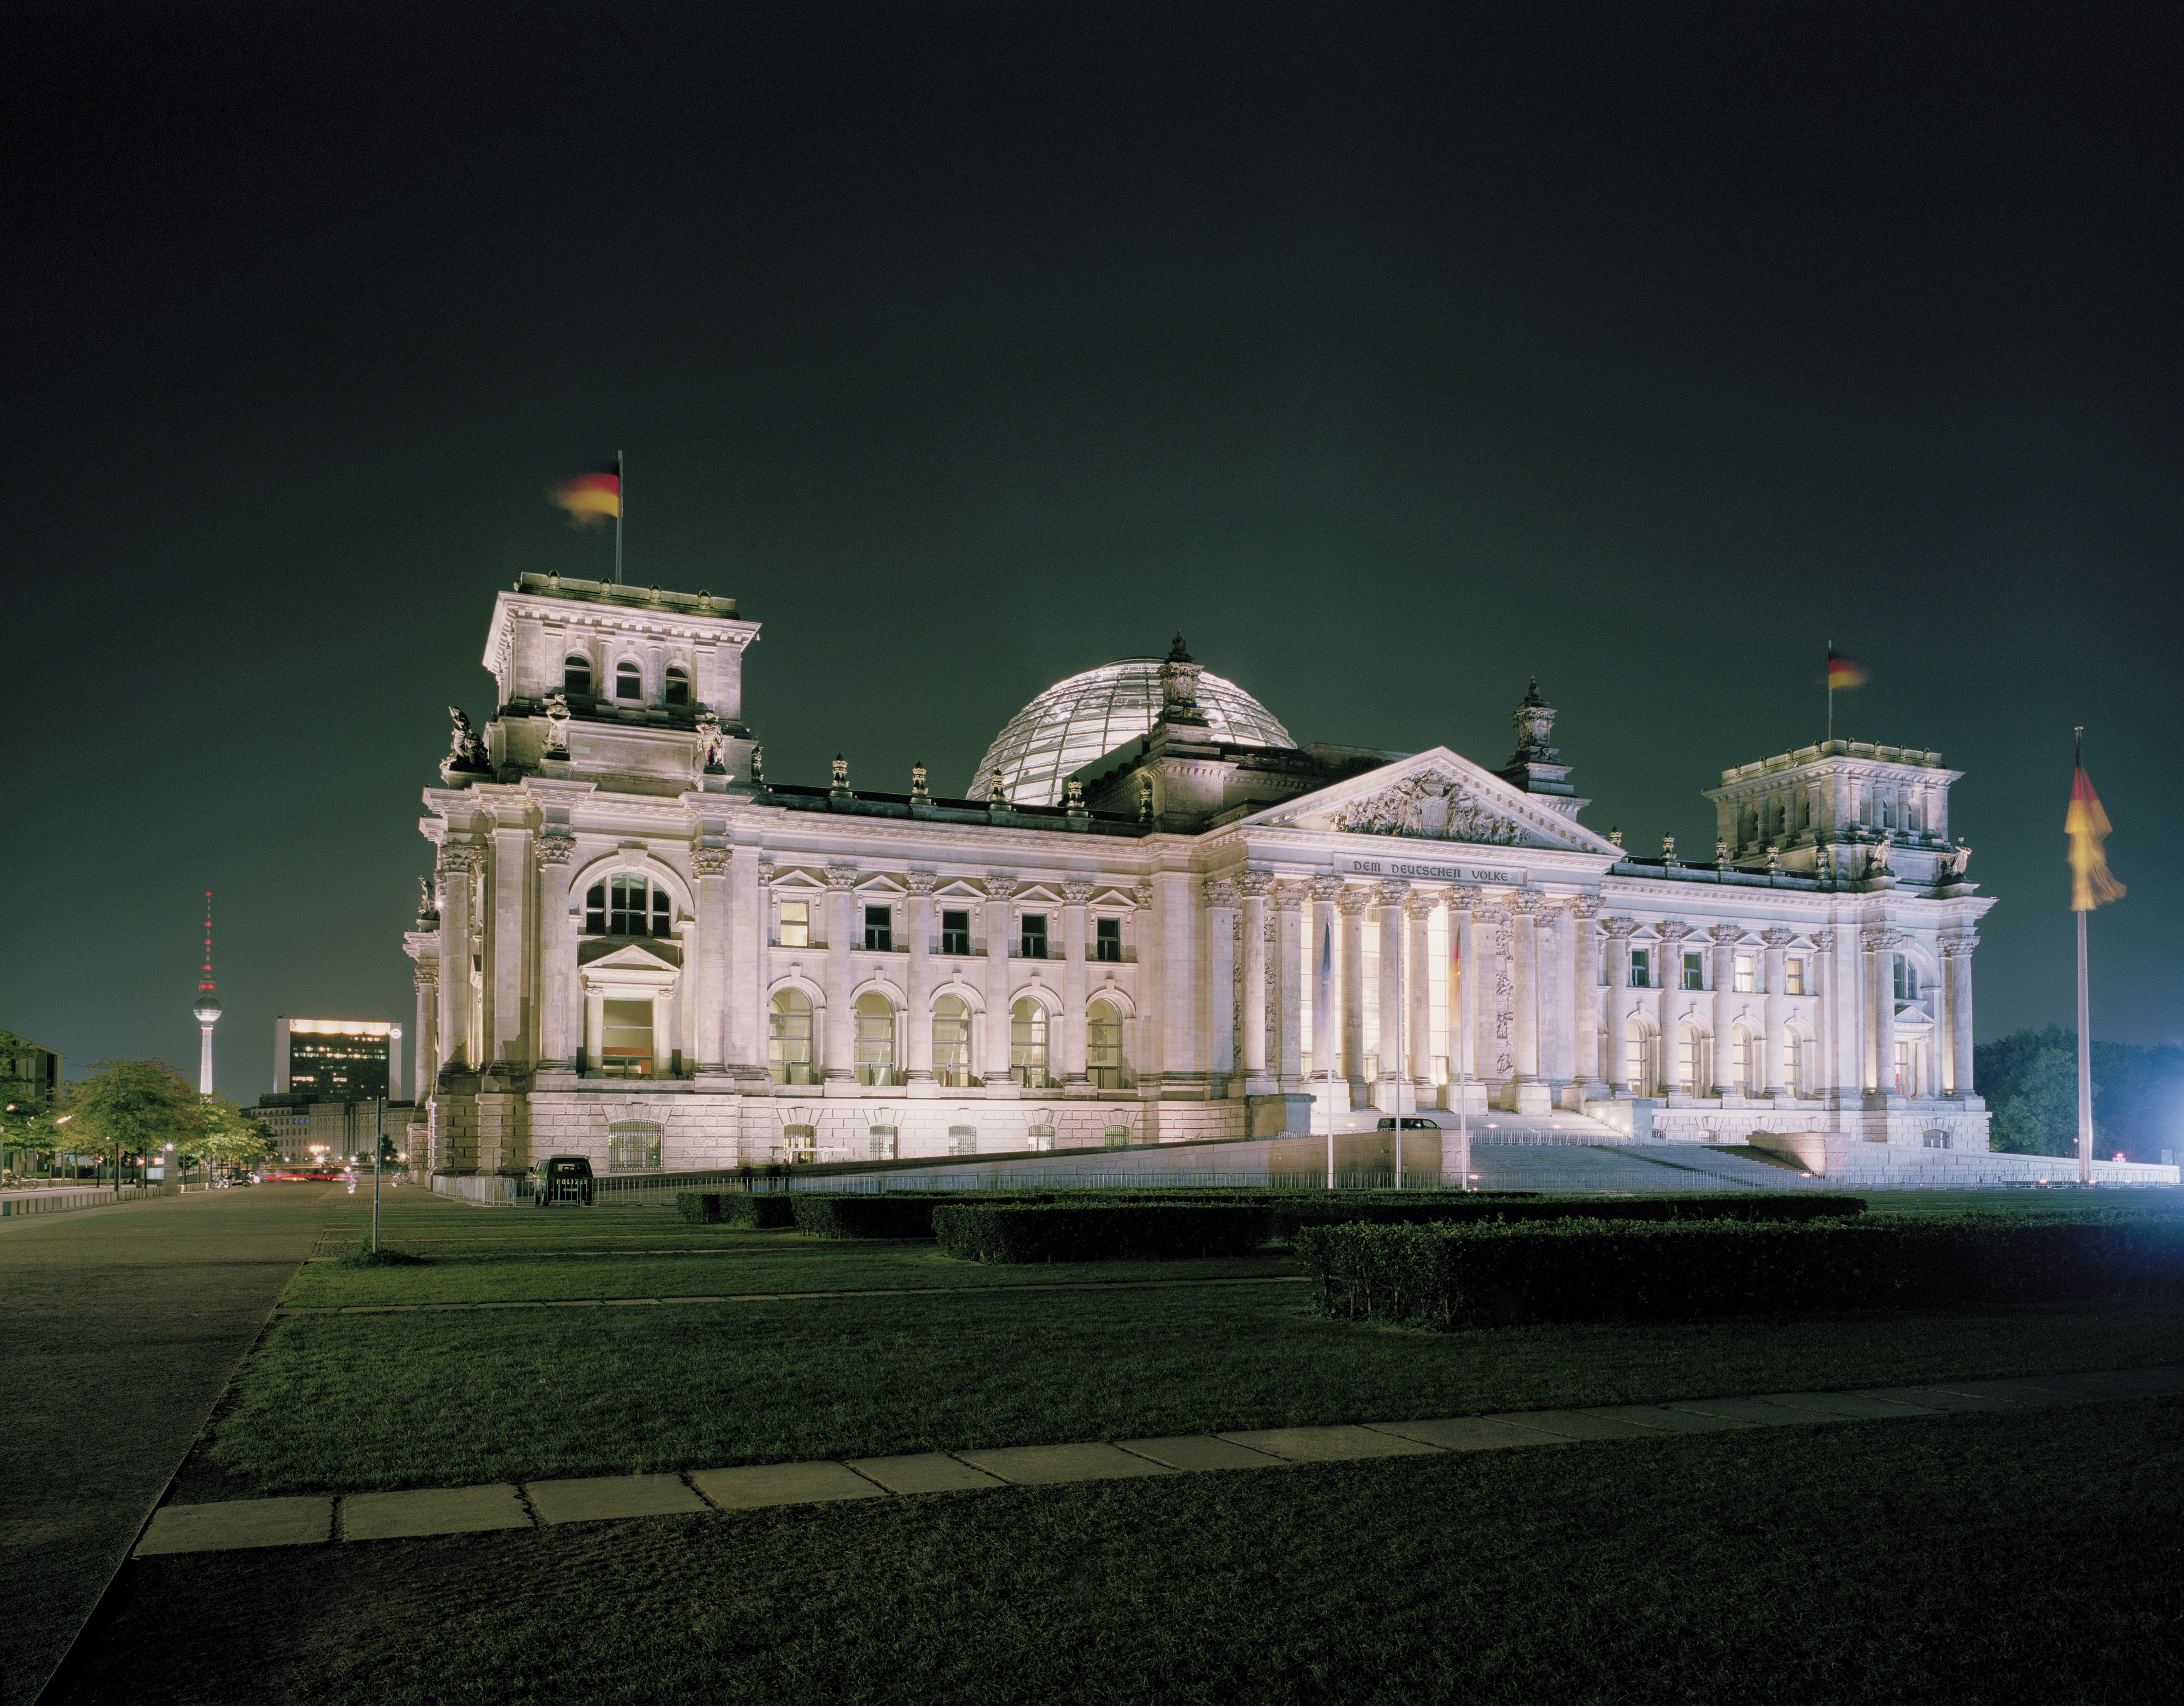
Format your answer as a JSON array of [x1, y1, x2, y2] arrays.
[[0, 1184, 343, 1703]]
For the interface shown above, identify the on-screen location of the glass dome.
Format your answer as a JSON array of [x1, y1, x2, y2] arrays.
[[970, 658, 1294, 807]]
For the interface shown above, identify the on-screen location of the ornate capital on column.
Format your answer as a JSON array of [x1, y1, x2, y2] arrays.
[[905, 870, 939, 897], [1310, 875, 1347, 903], [1446, 884, 1482, 911], [1235, 869, 1276, 899], [1375, 878, 1411, 907], [1506, 887, 1545, 916], [1271, 881, 1307, 913], [1060, 878, 1095, 906], [1939, 933, 1979, 958], [983, 874, 1023, 902], [1568, 895, 1602, 920], [1812, 928, 1835, 954], [1861, 926, 1904, 953], [1655, 919, 1693, 944], [1708, 923, 1743, 946], [437, 844, 487, 876], [825, 865, 861, 891], [413, 967, 439, 991], [1600, 915, 1637, 940], [1336, 886, 1372, 917], [1760, 927, 1796, 949], [532, 833, 576, 868], [1202, 877, 1238, 909], [691, 845, 731, 877], [1402, 891, 1436, 921], [1132, 879, 1156, 910]]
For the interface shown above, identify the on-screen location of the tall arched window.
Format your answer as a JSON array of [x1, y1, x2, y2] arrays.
[[585, 875, 673, 938], [1010, 998, 1049, 1088], [769, 989, 814, 1085], [1625, 1028, 1649, 1094], [1676, 1026, 1700, 1092], [1730, 1028, 1750, 1095], [932, 996, 972, 1087], [664, 666, 690, 706], [564, 654, 593, 695], [615, 661, 642, 701], [853, 991, 895, 1085], [1088, 999, 1123, 1089], [1781, 1029, 1802, 1097]]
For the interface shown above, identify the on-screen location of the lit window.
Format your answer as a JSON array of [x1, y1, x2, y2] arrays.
[[1785, 957, 1805, 995], [664, 667, 689, 707], [1731, 1030, 1749, 1093], [1682, 953, 1704, 991], [949, 1124, 978, 1156], [941, 909, 971, 956], [1028, 1124, 1056, 1153], [1782, 1031, 1801, 1094], [853, 991, 895, 1085], [1104, 1124, 1131, 1149], [600, 1000, 654, 1078], [1893, 955, 1918, 1002], [769, 989, 813, 1085], [1019, 914, 1048, 959], [868, 1126, 897, 1161], [1630, 949, 1650, 988], [1011, 998, 1048, 1088], [1095, 917, 1122, 962], [1088, 999, 1123, 1089], [585, 876, 672, 938], [1676, 1028, 1698, 1090], [778, 899, 809, 948], [782, 1123, 816, 1159], [1734, 954, 1755, 993], [564, 655, 592, 696], [932, 995, 972, 1087], [863, 905, 892, 952], [1894, 1040, 1912, 1096], [1625, 1034, 1647, 1092], [607, 1122, 662, 1168]]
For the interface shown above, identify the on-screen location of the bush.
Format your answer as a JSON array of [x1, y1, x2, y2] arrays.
[[790, 1195, 953, 1240], [933, 1202, 1277, 1263], [333, 1245, 430, 1269], [1270, 1192, 1864, 1240], [1295, 1213, 2184, 1330], [674, 1192, 796, 1228]]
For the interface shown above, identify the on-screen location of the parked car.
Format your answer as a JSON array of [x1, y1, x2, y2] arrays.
[[531, 1155, 596, 1207], [1375, 1116, 1446, 1131]]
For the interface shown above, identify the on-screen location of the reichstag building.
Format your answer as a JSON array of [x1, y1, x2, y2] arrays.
[[405, 573, 1995, 1175]]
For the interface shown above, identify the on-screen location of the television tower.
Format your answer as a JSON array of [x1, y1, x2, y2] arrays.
[[192, 891, 221, 1097]]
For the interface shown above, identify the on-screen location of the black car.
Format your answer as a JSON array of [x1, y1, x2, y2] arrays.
[[531, 1155, 596, 1206]]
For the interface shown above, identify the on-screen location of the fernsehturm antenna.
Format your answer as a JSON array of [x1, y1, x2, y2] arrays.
[[191, 890, 221, 1097]]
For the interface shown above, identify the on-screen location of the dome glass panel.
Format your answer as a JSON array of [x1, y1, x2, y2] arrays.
[[971, 659, 1293, 807]]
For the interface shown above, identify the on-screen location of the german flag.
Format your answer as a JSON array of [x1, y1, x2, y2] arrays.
[[1827, 649, 1867, 690], [2065, 765, 2125, 911], [550, 466, 621, 527]]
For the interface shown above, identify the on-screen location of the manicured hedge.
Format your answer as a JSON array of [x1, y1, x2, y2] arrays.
[[1270, 1192, 1864, 1239], [1295, 1214, 2184, 1330], [789, 1195, 956, 1240], [673, 1192, 796, 1228], [933, 1202, 1279, 1263]]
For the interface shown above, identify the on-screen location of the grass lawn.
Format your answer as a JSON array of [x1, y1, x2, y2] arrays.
[[214, 1276, 2184, 1492], [75, 1398, 2184, 1706]]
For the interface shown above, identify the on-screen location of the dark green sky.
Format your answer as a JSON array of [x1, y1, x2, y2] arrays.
[[6, 0, 2179, 1094]]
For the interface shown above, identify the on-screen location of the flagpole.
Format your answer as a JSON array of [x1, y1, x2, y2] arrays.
[[2074, 727, 2092, 1186], [614, 449, 624, 585], [1826, 638, 1833, 745]]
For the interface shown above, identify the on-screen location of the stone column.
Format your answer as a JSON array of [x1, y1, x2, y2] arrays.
[[1865, 926, 1899, 1098], [691, 847, 730, 1074], [1944, 934, 1978, 1098], [651, 988, 675, 1076], [436, 845, 483, 1075], [1204, 877, 1239, 1090], [1059, 878, 1092, 1086], [727, 850, 764, 1076], [1374, 879, 1408, 1108], [1710, 925, 1740, 1095], [534, 834, 577, 1070], [823, 866, 859, 1084], [1308, 877, 1343, 1082], [1814, 927, 1847, 1102], [1540, 902, 1574, 1095], [1338, 886, 1370, 1104], [1508, 892, 1541, 1085], [1570, 898, 1602, 1095], [1760, 928, 1794, 1095], [1600, 917, 1635, 1091], [1405, 891, 1434, 1088], [1238, 871, 1273, 1086], [1474, 902, 1511, 1099], [411, 965, 438, 1099], [982, 877, 1018, 1084], [1274, 882, 1305, 1084], [488, 826, 531, 1069], [905, 872, 938, 1083], [1445, 887, 1479, 1097], [582, 986, 605, 1073]]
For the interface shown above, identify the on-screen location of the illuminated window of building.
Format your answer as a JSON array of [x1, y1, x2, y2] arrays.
[[940, 909, 971, 956], [1676, 1027, 1699, 1091], [1681, 953, 1704, 991], [1095, 917, 1122, 962], [1785, 957, 1805, 995], [1088, 999, 1123, 1088], [564, 654, 592, 695], [585, 875, 672, 938], [1894, 1040, 1912, 1095], [1010, 998, 1049, 1088], [1019, 914, 1047, 959], [607, 1120, 661, 1169], [1893, 955, 1918, 1002], [615, 661, 642, 700], [778, 899, 809, 947], [862, 905, 892, 951], [600, 1001, 654, 1078], [1782, 1030, 1802, 1094], [1104, 1124, 1131, 1149], [1629, 948, 1650, 988], [853, 991, 895, 1085], [1730, 1029, 1749, 1094], [664, 666, 689, 706], [783, 1123, 816, 1158], [932, 995, 972, 1087], [1734, 954, 1755, 993], [868, 1126, 897, 1160], [949, 1124, 977, 1156], [1626, 1034, 1647, 1092], [1027, 1123, 1056, 1153], [769, 989, 814, 1085]]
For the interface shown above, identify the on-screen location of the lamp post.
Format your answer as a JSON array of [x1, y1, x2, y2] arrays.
[[374, 1025, 401, 1254]]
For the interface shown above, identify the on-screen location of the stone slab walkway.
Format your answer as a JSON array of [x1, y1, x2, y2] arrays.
[[133, 1365, 2181, 1559]]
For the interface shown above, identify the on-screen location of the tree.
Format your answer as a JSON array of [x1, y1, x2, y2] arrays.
[[66, 1060, 205, 1186], [1989, 1046, 2086, 1157], [194, 1097, 276, 1172], [1, 1100, 74, 1182]]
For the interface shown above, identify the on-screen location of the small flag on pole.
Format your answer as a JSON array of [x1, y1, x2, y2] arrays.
[[550, 465, 621, 527], [2065, 764, 2125, 911], [1826, 649, 1868, 690]]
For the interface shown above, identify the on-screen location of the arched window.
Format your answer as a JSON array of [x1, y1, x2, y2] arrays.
[[782, 1123, 816, 1159], [949, 1124, 978, 1156], [585, 875, 673, 938], [664, 666, 690, 707], [615, 661, 642, 701], [1104, 1125, 1131, 1149], [1010, 998, 1049, 1088], [932, 996, 972, 1088], [1676, 1026, 1700, 1092], [1027, 1123, 1055, 1153], [853, 991, 895, 1085], [564, 654, 592, 696], [1730, 1028, 1750, 1095], [769, 989, 814, 1085], [1088, 999, 1123, 1089], [1624, 1028, 1649, 1094], [1781, 1030, 1802, 1097]]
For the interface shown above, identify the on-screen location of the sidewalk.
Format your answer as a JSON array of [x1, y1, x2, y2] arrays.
[[134, 1363, 2181, 1557]]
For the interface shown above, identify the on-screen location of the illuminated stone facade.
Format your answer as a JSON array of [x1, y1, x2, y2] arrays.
[[408, 574, 2005, 1177]]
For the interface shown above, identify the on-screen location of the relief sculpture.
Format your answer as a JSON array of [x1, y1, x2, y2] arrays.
[[1331, 770, 1526, 845]]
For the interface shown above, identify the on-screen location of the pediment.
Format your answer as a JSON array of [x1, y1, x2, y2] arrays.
[[577, 937, 684, 971], [1242, 747, 1620, 856]]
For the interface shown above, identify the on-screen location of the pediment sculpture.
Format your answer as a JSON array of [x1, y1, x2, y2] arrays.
[[1331, 770, 1526, 845]]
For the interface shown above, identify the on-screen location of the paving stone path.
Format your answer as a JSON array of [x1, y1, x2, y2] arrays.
[[134, 1364, 2181, 1557]]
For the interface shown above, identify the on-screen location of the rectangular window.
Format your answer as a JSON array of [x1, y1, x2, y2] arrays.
[[1785, 957, 1805, 995], [1893, 955, 1917, 1002], [1095, 917, 1122, 962], [1629, 948, 1650, 988], [1682, 952, 1705, 991], [1019, 914, 1048, 959], [1625, 1035, 1646, 1092], [862, 905, 892, 951], [607, 1124, 661, 1170], [1895, 1040, 1912, 1095], [1731, 1033, 1749, 1092], [1676, 1033, 1697, 1089], [1734, 954, 1756, 993], [600, 999, 654, 1079], [940, 909, 971, 956], [868, 1126, 897, 1161], [1088, 1010, 1122, 1088], [778, 899, 809, 948], [949, 1125, 978, 1156]]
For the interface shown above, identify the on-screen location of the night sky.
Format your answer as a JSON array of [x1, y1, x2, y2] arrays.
[[8, 0, 2180, 1095]]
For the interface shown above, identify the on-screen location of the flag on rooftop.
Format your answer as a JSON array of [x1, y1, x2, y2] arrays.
[[1826, 649, 1867, 690], [550, 464, 621, 527], [2065, 763, 2125, 911]]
